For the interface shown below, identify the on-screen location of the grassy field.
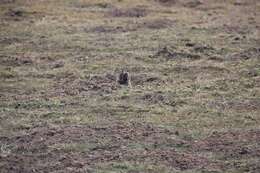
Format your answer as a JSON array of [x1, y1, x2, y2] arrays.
[[0, 0, 260, 172]]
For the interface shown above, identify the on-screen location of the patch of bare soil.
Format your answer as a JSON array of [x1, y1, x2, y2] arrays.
[[90, 25, 136, 33], [140, 91, 186, 107], [51, 73, 117, 97], [169, 65, 230, 80], [186, 43, 223, 57], [229, 47, 260, 61], [73, 2, 114, 9], [0, 55, 33, 66], [240, 68, 259, 78], [0, 0, 15, 4], [82, 74, 117, 91], [226, 99, 260, 112], [156, 0, 178, 6], [0, 123, 209, 172], [139, 18, 174, 30], [108, 7, 148, 18], [141, 92, 173, 105], [192, 130, 260, 160], [221, 25, 255, 35], [90, 18, 174, 33], [0, 37, 21, 46], [152, 46, 201, 60], [50, 72, 167, 97], [233, 1, 251, 6], [193, 44, 216, 54], [0, 54, 64, 70], [191, 130, 260, 172], [4, 8, 44, 21], [36, 56, 65, 70], [1, 123, 259, 172], [183, 0, 203, 8], [156, 0, 203, 8], [131, 73, 165, 86]]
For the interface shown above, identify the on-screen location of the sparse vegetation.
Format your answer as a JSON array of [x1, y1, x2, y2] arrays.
[[0, 0, 259, 172]]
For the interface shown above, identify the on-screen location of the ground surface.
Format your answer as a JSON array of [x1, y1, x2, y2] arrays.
[[0, 0, 260, 172]]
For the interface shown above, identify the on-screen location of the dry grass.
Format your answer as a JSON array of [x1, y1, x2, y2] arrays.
[[0, 0, 260, 172]]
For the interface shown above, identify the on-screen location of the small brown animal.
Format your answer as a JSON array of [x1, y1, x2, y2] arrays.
[[118, 70, 131, 87]]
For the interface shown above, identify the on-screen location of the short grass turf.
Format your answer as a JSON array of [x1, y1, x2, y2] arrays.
[[0, 0, 260, 172]]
